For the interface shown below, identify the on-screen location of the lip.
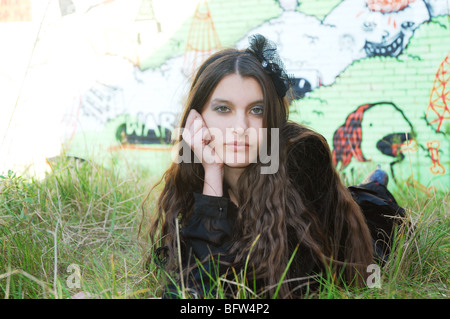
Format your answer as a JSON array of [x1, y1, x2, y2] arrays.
[[225, 142, 249, 151]]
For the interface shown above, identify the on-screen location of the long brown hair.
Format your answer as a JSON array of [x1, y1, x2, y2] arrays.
[[144, 47, 373, 298]]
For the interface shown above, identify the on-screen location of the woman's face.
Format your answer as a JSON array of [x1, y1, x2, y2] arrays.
[[201, 73, 264, 168]]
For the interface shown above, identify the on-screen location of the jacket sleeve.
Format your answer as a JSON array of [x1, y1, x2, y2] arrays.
[[162, 193, 236, 299], [348, 181, 406, 263], [181, 192, 235, 262]]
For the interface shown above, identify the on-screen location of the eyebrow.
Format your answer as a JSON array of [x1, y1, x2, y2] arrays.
[[210, 98, 264, 107]]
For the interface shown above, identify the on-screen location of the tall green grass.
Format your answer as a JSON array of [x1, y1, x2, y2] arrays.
[[0, 158, 161, 299], [0, 157, 448, 299]]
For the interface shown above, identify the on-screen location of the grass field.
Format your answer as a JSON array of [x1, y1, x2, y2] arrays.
[[0, 156, 448, 299]]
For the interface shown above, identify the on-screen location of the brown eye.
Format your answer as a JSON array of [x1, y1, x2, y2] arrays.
[[214, 105, 230, 113], [250, 105, 264, 115]]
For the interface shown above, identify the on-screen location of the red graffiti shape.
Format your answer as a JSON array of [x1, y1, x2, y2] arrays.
[[332, 104, 373, 169], [426, 54, 449, 134]]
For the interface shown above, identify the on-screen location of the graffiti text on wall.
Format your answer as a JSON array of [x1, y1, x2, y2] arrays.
[[107, 112, 176, 151]]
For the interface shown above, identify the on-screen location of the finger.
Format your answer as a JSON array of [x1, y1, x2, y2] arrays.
[[193, 120, 206, 145], [191, 111, 212, 142], [193, 117, 203, 134], [199, 113, 208, 128], [183, 109, 200, 145], [181, 128, 192, 146], [184, 109, 198, 133], [203, 127, 212, 143]]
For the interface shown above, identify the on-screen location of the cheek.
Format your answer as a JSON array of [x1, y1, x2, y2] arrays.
[[202, 115, 227, 146], [202, 109, 225, 129], [251, 119, 264, 146], [255, 131, 265, 152]]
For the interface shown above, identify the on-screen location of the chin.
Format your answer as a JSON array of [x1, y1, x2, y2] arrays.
[[222, 151, 259, 168], [224, 162, 252, 169]]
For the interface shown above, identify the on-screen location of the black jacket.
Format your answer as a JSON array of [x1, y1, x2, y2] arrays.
[[157, 180, 404, 299], [159, 192, 237, 299], [156, 126, 405, 298]]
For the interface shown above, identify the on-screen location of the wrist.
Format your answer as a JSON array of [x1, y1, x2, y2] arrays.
[[203, 166, 223, 197], [204, 163, 223, 176]]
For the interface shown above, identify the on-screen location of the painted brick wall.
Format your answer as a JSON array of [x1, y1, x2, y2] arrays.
[[1, 0, 449, 194], [119, 0, 450, 194]]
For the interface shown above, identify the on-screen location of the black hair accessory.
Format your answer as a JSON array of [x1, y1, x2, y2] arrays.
[[246, 34, 293, 98]]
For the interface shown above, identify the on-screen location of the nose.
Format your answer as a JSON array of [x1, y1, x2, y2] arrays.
[[232, 112, 249, 135]]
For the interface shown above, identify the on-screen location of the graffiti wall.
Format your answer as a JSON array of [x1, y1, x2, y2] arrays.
[[1, 0, 449, 193]]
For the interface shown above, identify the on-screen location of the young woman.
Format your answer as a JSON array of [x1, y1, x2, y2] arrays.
[[144, 34, 405, 298]]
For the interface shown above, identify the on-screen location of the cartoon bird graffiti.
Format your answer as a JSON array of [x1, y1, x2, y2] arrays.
[[332, 101, 416, 183]]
